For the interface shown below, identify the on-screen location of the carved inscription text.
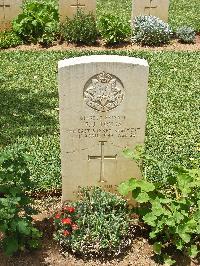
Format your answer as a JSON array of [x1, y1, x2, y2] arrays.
[[66, 115, 141, 139]]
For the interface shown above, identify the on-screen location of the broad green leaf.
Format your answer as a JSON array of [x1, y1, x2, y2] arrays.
[[151, 202, 164, 216], [173, 211, 184, 223], [143, 212, 157, 227], [118, 180, 131, 196], [153, 242, 162, 255], [179, 232, 191, 243], [139, 180, 155, 192], [188, 245, 199, 258], [135, 191, 150, 203], [149, 230, 157, 239], [118, 178, 138, 195], [163, 254, 176, 266], [165, 219, 175, 227], [177, 173, 193, 195], [129, 178, 140, 190]]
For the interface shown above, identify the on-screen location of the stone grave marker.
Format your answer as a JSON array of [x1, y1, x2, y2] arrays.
[[59, 0, 96, 22], [0, 0, 23, 31], [58, 55, 149, 201], [132, 0, 170, 22]]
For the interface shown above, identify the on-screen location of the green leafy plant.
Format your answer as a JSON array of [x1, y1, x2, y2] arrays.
[[132, 15, 172, 46], [54, 187, 131, 258], [61, 9, 98, 44], [12, 0, 59, 45], [119, 147, 200, 265], [98, 13, 131, 44], [0, 148, 42, 256], [0, 31, 22, 49], [176, 26, 196, 44]]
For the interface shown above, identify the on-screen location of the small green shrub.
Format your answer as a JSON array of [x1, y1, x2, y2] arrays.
[[0, 149, 42, 256], [54, 187, 131, 258], [12, 0, 59, 45], [61, 10, 98, 44], [0, 31, 22, 49], [132, 15, 172, 46], [119, 147, 200, 265], [98, 14, 131, 44], [176, 26, 196, 44]]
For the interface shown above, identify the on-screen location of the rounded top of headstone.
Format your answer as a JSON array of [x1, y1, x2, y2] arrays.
[[58, 55, 148, 69]]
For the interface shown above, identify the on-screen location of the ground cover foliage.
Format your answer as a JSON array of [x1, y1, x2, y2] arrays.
[[0, 50, 199, 191], [0, 149, 42, 256], [119, 146, 200, 264]]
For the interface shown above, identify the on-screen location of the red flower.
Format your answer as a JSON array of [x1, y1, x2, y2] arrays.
[[63, 206, 75, 213], [62, 218, 72, 225], [63, 230, 70, 236], [55, 213, 61, 219], [72, 223, 79, 230]]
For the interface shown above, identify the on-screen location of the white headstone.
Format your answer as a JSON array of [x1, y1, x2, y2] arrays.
[[58, 55, 149, 201], [0, 0, 23, 31], [59, 0, 96, 22], [132, 0, 170, 22]]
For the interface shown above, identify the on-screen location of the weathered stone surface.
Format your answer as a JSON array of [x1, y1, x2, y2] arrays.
[[132, 0, 170, 22], [59, 0, 96, 22], [58, 55, 149, 201], [0, 0, 23, 31]]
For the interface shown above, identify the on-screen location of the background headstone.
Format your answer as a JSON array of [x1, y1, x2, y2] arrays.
[[132, 0, 170, 22], [0, 0, 23, 31], [59, 0, 96, 22], [58, 55, 149, 201]]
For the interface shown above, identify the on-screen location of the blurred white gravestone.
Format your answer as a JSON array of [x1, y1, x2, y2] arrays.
[[0, 0, 23, 31], [59, 0, 96, 22], [132, 0, 170, 22], [58, 55, 149, 201]]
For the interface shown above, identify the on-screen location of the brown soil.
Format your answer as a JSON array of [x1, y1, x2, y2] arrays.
[[1, 196, 200, 266], [2, 35, 200, 52]]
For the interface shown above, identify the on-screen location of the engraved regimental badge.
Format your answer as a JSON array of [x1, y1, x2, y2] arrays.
[[83, 72, 125, 112]]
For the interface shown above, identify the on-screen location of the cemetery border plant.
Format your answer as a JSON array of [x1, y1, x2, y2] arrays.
[[61, 9, 98, 45], [12, 0, 59, 45], [176, 26, 196, 44], [0, 30, 22, 49], [132, 15, 172, 46], [0, 148, 42, 256], [54, 187, 132, 258], [98, 13, 131, 45], [119, 146, 200, 265]]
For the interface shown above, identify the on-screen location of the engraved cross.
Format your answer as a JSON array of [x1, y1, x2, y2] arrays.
[[0, 1, 11, 19], [71, 0, 85, 9], [144, 0, 157, 15], [88, 141, 117, 183]]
